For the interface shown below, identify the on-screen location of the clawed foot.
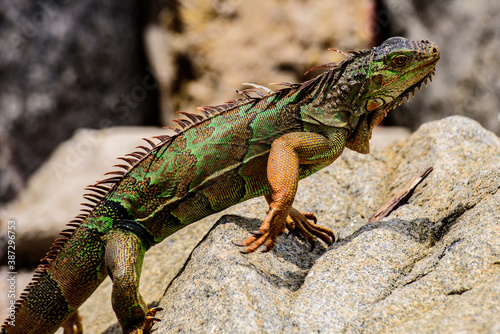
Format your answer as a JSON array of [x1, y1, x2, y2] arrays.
[[127, 307, 163, 334], [233, 206, 287, 253], [286, 208, 336, 251], [234, 207, 335, 254], [142, 307, 163, 333], [62, 311, 83, 334]]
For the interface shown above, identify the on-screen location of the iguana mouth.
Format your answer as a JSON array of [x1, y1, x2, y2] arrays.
[[397, 65, 437, 107], [373, 61, 438, 122]]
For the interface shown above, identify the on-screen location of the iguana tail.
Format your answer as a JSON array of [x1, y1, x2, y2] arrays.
[[1, 224, 107, 333]]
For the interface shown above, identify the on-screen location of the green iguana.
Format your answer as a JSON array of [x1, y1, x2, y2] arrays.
[[2, 37, 439, 334]]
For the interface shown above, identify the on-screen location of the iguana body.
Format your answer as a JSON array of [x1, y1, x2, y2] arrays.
[[2, 37, 439, 333]]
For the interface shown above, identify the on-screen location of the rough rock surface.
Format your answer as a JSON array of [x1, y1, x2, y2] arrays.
[[0, 0, 157, 203], [78, 116, 500, 333], [382, 0, 500, 135]]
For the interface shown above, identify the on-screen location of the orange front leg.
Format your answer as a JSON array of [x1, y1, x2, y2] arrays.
[[238, 131, 345, 253]]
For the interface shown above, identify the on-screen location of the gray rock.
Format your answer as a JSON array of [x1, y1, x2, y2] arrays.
[[382, 0, 500, 135]]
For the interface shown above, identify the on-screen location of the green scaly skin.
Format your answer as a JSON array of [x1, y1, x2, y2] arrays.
[[2, 37, 439, 334]]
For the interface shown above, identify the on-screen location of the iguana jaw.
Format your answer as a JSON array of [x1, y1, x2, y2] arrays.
[[398, 61, 438, 105]]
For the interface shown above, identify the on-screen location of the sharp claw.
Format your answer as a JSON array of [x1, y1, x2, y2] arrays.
[[327, 231, 337, 245], [309, 240, 316, 252], [250, 230, 263, 236], [232, 240, 245, 247], [142, 307, 163, 333], [146, 307, 163, 316]]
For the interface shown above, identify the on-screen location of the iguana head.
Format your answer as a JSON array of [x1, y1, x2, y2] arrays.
[[361, 37, 440, 112], [346, 37, 440, 153]]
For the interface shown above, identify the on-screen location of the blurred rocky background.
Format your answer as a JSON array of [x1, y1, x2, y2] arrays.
[[0, 0, 158, 203]]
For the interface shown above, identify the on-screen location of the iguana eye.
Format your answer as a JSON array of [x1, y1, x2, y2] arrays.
[[391, 55, 410, 67]]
